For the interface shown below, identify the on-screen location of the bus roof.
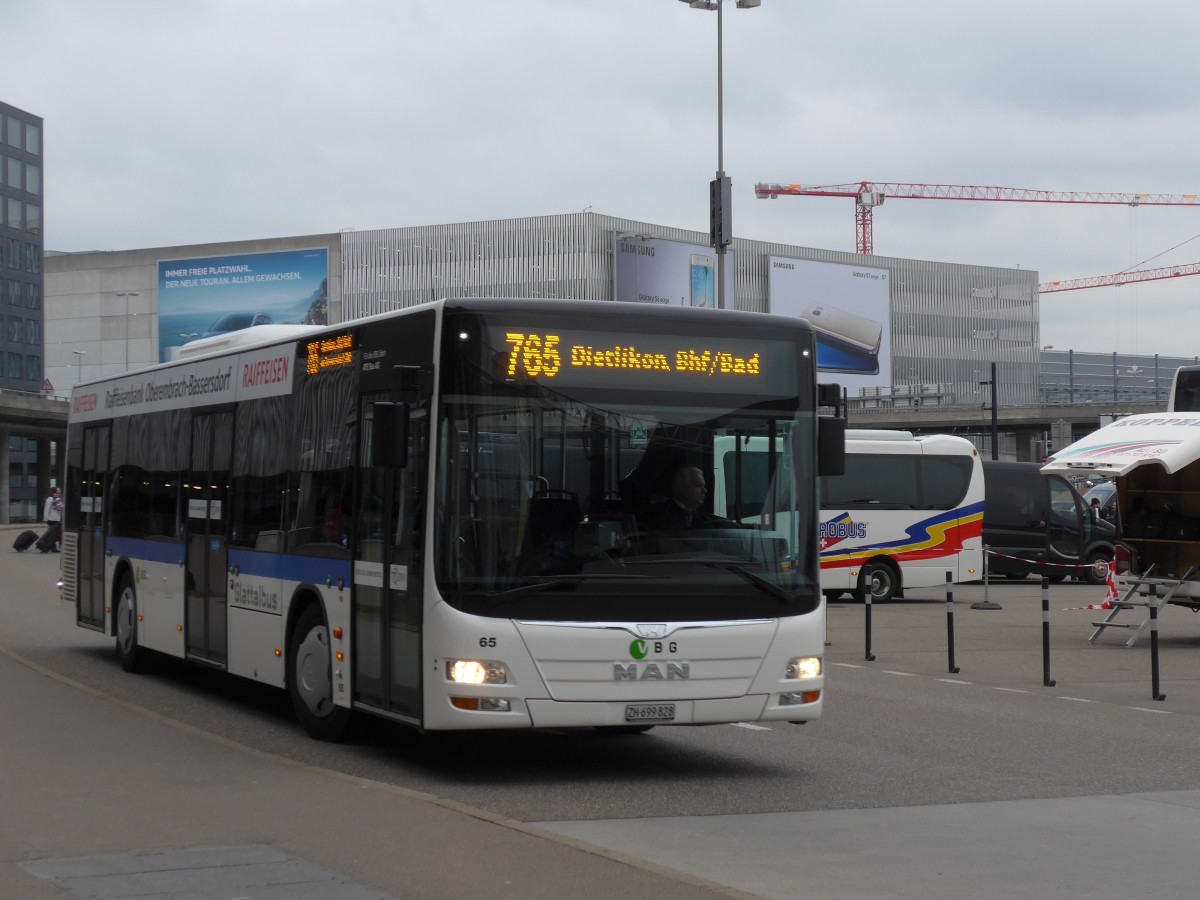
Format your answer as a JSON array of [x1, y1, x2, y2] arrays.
[[1043, 412, 1200, 477]]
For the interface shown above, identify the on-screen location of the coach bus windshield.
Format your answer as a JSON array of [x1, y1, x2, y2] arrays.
[[432, 306, 819, 623]]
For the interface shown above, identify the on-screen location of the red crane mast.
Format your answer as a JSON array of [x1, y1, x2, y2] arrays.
[[754, 181, 1200, 255]]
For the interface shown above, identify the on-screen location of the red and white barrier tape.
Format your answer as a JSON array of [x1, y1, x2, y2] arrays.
[[984, 549, 1095, 571]]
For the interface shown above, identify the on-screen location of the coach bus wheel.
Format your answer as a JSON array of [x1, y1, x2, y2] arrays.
[[115, 574, 146, 673], [1084, 551, 1111, 586], [857, 561, 897, 604], [288, 604, 351, 742]]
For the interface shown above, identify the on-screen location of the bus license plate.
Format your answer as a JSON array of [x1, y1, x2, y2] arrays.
[[624, 703, 676, 723]]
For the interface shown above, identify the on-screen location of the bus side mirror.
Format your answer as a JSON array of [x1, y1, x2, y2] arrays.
[[818, 416, 846, 476], [371, 402, 410, 468]]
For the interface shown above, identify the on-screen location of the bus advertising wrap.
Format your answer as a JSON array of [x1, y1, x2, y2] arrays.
[[71, 343, 297, 423]]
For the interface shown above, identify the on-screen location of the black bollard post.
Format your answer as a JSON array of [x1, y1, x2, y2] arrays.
[[1041, 576, 1055, 687], [1149, 585, 1165, 701], [864, 590, 876, 662], [946, 571, 959, 674]]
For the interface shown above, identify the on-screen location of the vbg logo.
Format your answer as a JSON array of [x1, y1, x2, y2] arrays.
[[629, 639, 648, 660]]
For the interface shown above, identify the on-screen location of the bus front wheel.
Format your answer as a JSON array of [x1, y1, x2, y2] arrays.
[[857, 561, 898, 604], [115, 574, 147, 673], [288, 604, 352, 741]]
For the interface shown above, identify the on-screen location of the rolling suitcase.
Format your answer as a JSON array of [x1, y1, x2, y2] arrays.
[[36, 523, 61, 553], [12, 530, 38, 552]]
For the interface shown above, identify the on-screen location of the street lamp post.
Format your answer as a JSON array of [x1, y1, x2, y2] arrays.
[[72, 349, 86, 382], [978, 361, 999, 460], [116, 291, 140, 370], [679, 0, 761, 310]]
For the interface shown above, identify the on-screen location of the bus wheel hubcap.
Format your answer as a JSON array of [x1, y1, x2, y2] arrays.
[[295, 627, 332, 716]]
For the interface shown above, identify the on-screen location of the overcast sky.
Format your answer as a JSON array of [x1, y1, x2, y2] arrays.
[[9, 0, 1200, 357]]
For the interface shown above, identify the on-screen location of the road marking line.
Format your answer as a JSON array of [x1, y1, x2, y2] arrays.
[[1058, 696, 1097, 703], [1128, 706, 1171, 715], [882, 670, 915, 676], [832, 663, 864, 669], [732, 722, 771, 731], [938, 679, 972, 685], [994, 687, 1031, 694]]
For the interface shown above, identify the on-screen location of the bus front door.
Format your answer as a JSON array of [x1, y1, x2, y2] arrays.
[[76, 425, 109, 630], [185, 410, 232, 664], [353, 397, 425, 721]]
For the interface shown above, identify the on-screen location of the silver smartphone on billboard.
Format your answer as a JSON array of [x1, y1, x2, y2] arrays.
[[690, 254, 715, 308], [800, 304, 883, 355]]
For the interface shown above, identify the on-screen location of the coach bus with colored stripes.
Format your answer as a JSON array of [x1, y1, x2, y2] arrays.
[[64, 298, 843, 739], [714, 430, 984, 602]]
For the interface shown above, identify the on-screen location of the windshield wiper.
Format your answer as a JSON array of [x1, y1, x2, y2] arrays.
[[485, 573, 659, 605], [622, 557, 793, 603], [724, 563, 794, 603]]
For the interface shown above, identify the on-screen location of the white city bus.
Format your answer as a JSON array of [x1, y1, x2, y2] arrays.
[[64, 298, 841, 738], [714, 430, 984, 602]]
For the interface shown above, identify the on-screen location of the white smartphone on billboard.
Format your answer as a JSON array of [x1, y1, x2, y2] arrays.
[[690, 254, 715, 308], [800, 303, 883, 355]]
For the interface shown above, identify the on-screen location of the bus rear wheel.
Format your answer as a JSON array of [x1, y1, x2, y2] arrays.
[[288, 604, 351, 741], [857, 561, 898, 604], [115, 574, 146, 673]]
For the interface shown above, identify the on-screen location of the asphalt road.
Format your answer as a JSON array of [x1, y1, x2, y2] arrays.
[[4, 534, 1200, 898]]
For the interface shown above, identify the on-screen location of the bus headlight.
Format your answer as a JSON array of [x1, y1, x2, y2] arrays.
[[785, 657, 822, 680], [446, 659, 508, 684]]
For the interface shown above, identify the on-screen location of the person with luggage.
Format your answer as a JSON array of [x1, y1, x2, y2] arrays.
[[38, 486, 63, 553]]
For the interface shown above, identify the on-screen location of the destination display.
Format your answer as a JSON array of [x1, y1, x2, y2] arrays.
[[490, 326, 798, 395]]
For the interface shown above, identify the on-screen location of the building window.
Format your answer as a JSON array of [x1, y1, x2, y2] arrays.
[[25, 204, 40, 235], [24, 124, 39, 156], [24, 354, 39, 381], [25, 283, 40, 309], [6, 280, 19, 306], [4, 116, 19, 148], [7, 352, 21, 378], [5, 157, 18, 189], [8, 316, 21, 341], [26, 319, 40, 344], [5, 198, 19, 231], [24, 164, 39, 195]]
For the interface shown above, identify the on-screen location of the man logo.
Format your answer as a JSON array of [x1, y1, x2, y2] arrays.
[[613, 661, 690, 681]]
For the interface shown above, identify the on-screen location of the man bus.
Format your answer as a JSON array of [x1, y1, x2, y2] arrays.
[[65, 298, 841, 739]]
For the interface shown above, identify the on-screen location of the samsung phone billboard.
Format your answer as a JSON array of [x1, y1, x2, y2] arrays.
[[611, 235, 736, 308], [157, 248, 329, 362], [768, 257, 891, 393]]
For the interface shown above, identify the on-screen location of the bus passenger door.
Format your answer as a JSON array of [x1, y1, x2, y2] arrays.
[[76, 425, 109, 630], [354, 396, 426, 720], [186, 410, 233, 664]]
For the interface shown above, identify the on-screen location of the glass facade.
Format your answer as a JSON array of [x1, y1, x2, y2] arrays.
[[1, 100, 46, 522], [0, 101, 44, 395]]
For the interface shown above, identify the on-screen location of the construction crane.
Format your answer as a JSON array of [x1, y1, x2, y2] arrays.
[[754, 181, 1200, 255], [1039, 261, 1200, 293]]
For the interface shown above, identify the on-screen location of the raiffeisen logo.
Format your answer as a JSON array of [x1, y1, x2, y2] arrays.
[[819, 513, 867, 550], [629, 639, 649, 660]]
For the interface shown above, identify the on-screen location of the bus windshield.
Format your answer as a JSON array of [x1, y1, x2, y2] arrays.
[[433, 307, 818, 622]]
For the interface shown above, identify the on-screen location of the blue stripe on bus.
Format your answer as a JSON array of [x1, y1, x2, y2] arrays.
[[105, 536, 185, 565], [228, 549, 352, 585], [103, 537, 352, 585]]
